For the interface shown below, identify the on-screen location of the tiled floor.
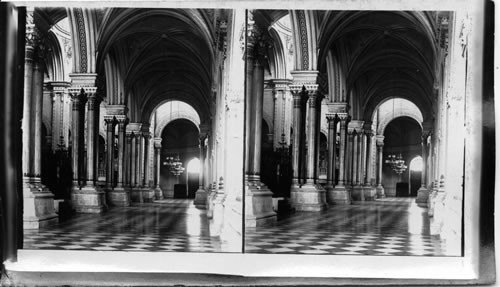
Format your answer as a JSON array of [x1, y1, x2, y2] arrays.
[[25, 197, 450, 256], [245, 197, 449, 256], [24, 199, 234, 253]]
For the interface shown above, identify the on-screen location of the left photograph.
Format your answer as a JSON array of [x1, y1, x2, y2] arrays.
[[22, 7, 245, 253]]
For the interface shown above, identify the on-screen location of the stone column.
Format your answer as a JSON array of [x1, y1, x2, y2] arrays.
[[124, 132, 132, 188], [330, 113, 351, 204], [84, 93, 98, 186], [104, 116, 115, 189], [416, 129, 431, 206], [376, 135, 385, 198], [22, 18, 58, 227], [133, 133, 140, 188], [290, 89, 327, 212], [290, 87, 304, 189], [107, 116, 130, 207], [244, 26, 276, 226], [115, 116, 127, 188], [72, 87, 105, 213], [325, 114, 338, 190], [363, 124, 376, 200], [153, 138, 163, 199], [141, 131, 154, 202], [32, 59, 44, 183], [194, 133, 207, 208], [69, 90, 83, 187]]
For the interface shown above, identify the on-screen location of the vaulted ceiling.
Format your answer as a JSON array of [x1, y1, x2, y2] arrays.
[[96, 8, 219, 123]]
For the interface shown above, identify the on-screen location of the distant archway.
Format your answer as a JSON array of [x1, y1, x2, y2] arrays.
[[409, 156, 423, 196]]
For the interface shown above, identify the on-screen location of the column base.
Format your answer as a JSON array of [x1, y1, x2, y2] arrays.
[[130, 187, 155, 203], [290, 183, 328, 211], [142, 187, 155, 203], [194, 188, 207, 209], [154, 187, 164, 200], [376, 185, 386, 198], [351, 185, 365, 201], [245, 182, 277, 227], [71, 185, 106, 213], [23, 181, 58, 229], [363, 186, 377, 201], [416, 187, 429, 207], [327, 185, 351, 205], [107, 186, 130, 207]]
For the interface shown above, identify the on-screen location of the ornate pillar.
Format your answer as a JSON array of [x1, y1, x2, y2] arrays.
[[141, 130, 154, 202], [104, 116, 115, 189], [22, 13, 58, 227], [416, 126, 432, 205], [69, 90, 83, 187], [325, 114, 338, 190], [68, 73, 105, 213], [290, 87, 304, 188], [290, 87, 327, 212], [124, 132, 132, 188], [363, 123, 376, 200], [153, 138, 163, 199], [116, 116, 127, 188], [244, 23, 276, 226], [32, 58, 44, 183], [329, 113, 351, 204], [376, 135, 386, 198], [84, 92, 99, 186]]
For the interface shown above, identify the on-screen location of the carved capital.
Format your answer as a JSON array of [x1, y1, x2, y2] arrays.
[[376, 135, 385, 147]]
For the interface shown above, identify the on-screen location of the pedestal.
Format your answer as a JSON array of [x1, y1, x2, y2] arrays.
[[376, 185, 386, 198], [351, 185, 365, 201], [23, 182, 58, 229], [291, 183, 328, 211], [141, 188, 155, 203], [416, 187, 429, 207], [363, 186, 377, 201], [194, 188, 207, 208], [327, 185, 351, 205], [130, 188, 143, 203], [245, 183, 276, 227], [71, 185, 106, 213], [107, 187, 130, 207]]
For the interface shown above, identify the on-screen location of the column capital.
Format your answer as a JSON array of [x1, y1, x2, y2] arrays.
[[326, 113, 339, 125], [115, 115, 128, 124], [104, 115, 116, 124], [337, 112, 350, 122], [153, 137, 162, 149], [376, 135, 385, 146], [126, 122, 142, 133], [105, 104, 128, 116]]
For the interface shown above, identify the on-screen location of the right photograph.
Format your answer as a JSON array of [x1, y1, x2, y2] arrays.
[[244, 9, 468, 257]]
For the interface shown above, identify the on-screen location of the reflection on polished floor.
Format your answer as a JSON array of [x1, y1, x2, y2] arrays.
[[245, 198, 450, 256], [24, 199, 235, 253]]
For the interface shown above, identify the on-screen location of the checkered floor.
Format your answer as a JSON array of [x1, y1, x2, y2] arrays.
[[245, 197, 450, 256], [24, 199, 233, 253]]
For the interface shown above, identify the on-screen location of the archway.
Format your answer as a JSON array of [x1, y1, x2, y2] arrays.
[[409, 156, 423, 197], [160, 119, 199, 199], [382, 116, 421, 197]]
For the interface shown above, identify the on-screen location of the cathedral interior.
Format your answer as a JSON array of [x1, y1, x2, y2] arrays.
[[0, 2, 495, 285]]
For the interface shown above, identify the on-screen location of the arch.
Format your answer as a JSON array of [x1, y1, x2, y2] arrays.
[[374, 98, 423, 135], [152, 100, 201, 138]]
